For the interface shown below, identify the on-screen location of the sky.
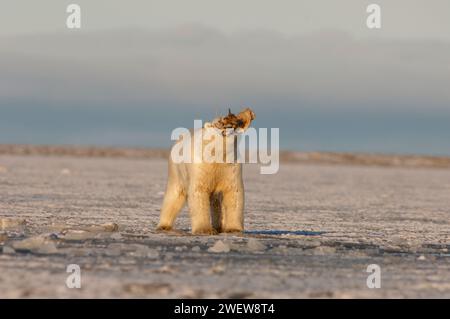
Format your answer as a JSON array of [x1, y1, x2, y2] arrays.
[[1, 1, 450, 155]]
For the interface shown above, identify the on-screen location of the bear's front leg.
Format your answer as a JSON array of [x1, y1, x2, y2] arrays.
[[157, 182, 186, 231], [221, 184, 244, 233], [188, 188, 216, 235]]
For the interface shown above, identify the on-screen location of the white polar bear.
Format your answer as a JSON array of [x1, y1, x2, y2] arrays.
[[157, 108, 255, 234]]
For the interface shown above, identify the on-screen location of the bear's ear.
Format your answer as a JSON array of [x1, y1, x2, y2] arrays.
[[242, 107, 256, 120], [204, 122, 213, 128]]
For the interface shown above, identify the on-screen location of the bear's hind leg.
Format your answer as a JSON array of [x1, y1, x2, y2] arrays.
[[188, 189, 216, 235]]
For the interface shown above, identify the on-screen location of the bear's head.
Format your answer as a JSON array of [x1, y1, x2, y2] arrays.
[[205, 108, 256, 136]]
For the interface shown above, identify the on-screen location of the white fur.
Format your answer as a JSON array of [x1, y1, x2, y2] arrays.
[[157, 128, 244, 234]]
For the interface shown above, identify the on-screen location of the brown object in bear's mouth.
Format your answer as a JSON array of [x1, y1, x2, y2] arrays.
[[211, 108, 256, 132]]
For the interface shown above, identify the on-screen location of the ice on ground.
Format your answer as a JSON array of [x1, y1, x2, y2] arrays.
[[1, 218, 26, 230], [246, 238, 266, 251], [208, 240, 231, 253], [11, 235, 58, 254]]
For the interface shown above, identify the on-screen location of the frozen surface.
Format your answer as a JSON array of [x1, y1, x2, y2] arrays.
[[0, 155, 449, 298]]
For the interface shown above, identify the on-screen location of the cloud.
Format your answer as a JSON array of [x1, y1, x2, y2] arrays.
[[1, 25, 450, 154], [1, 25, 450, 112]]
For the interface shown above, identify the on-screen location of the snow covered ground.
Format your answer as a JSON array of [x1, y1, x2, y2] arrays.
[[0, 155, 449, 298]]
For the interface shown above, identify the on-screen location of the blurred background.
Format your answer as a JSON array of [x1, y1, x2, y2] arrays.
[[1, 0, 449, 155]]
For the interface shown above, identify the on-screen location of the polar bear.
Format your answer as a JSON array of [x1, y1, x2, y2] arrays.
[[157, 108, 255, 234]]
